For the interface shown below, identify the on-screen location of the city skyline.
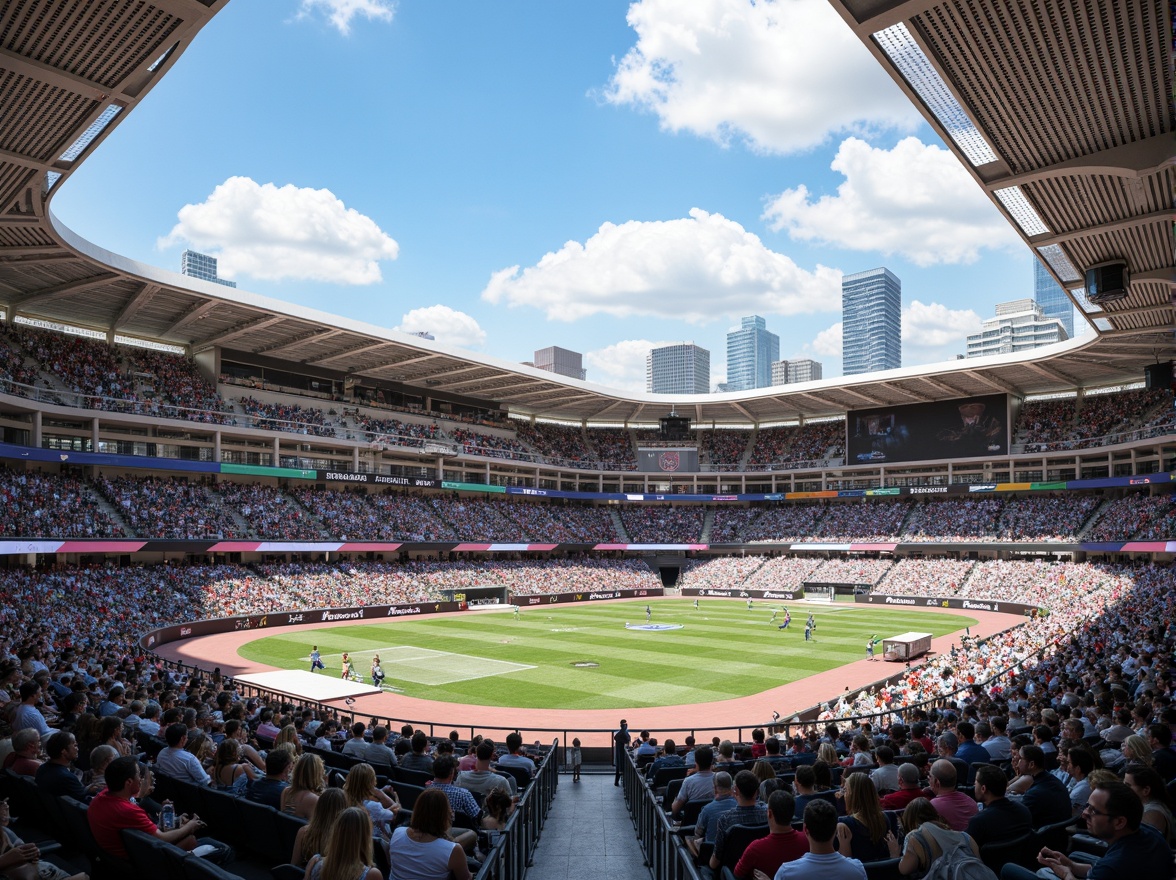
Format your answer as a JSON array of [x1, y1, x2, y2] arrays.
[[54, 1, 1049, 392]]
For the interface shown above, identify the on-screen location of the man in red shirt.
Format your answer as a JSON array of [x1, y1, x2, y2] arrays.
[[880, 763, 930, 810], [87, 756, 231, 863], [733, 789, 808, 879]]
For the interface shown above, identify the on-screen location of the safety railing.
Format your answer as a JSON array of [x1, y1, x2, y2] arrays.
[[621, 748, 702, 880], [475, 737, 559, 879]]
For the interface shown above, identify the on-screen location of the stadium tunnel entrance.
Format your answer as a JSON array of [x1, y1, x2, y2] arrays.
[[647, 551, 684, 586]]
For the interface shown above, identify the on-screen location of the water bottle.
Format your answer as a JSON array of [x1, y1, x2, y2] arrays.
[[160, 802, 175, 831]]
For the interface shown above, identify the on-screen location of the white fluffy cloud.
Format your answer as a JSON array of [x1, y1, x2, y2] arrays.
[[297, 0, 395, 36], [159, 176, 399, 285], [396, 305, 486, 349], [584, 339, 673, 393], [482, 208, 841, 323], [602, 0, 918, 154], [764, 137, 1021, 265], [810, 322, 842, 358], [902, 299, 979, 362]]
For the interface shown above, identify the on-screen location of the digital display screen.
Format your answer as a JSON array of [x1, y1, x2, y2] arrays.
[[846, 394, 1008, 464]]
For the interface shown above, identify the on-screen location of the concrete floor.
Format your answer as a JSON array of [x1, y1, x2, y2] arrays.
[[526, 773, 651, 880]]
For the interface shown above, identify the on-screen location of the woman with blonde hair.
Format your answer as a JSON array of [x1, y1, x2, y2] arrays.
[[343, 763, 399, 839], [302, 806, 383, 880], [891, 797, 980, 876], [835, 770, 898, 862], [291, 788, 347, 867], [387, 788, 471, 880], [275, 724, 303, 756], [1122, 734, 1154, 768], [282, 753, 325, 819], [212, 738, 258, 793], [817, 742, 839, 767]]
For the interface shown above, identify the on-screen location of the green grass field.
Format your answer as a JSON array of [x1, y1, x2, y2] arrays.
[[237, 600, 975, 710]]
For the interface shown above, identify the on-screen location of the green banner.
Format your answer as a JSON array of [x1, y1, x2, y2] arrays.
[[221, 463, 317, 480], [866, 487, 902, 496], [441, 481, 506, 493], [1029, 481, 1068, 491]]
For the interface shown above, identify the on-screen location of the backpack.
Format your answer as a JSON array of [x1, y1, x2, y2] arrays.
[[915, 823, 997, 880]]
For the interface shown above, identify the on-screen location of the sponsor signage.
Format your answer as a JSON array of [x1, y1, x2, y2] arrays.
[[142, 601, 465, 651], [322, 471, 438, 488], [680, 588, 803, 600], [509, 588, 665, 607], [857, 594, 1036, 615]]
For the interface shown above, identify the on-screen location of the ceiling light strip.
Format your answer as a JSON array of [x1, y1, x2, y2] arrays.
[[872, 23, 999, 167]]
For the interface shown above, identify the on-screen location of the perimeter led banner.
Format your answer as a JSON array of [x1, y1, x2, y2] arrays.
[[636, 448, 699, 473], [846, 394, 1009, 464]]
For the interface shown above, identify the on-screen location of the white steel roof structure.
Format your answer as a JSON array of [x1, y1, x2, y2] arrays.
[[0, 0, 1172, 425]]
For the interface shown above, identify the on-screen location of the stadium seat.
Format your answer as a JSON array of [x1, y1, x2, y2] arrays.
[[392, 766, 433, 787], [392, 781, 425, 811], [275, 811, 307, 860], [862, 857, 902, 880], [649, 765, 689, 792], [662, 778, 684, 813], [980, 831, 1037, 872], [57, 796, 139, 880], [234, 797, 285, 864], [715, 824, 768, 872], [1034, 817, 1074, 854], [182, 856, 248, 880], [122, 828, 188, 877]]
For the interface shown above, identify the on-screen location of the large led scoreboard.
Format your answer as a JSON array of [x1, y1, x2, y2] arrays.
[[846, 394, 1010, 465]]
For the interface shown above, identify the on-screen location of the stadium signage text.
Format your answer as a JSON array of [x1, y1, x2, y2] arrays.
[[681, 588, 802, 600], [387, 606, 422, 616], [322, 471, 439, 488], [858, 594, 1033, 615], [321, 609, 366, 621], [968, 484, 998, 492], [909, 487, 948, 494], [961, 600, 1000, 611]]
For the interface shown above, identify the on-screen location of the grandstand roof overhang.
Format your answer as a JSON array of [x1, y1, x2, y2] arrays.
[[0, 0, 1171, 426]]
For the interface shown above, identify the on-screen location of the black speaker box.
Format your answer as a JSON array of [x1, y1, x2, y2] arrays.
[[1144, 360, 1173, 390]]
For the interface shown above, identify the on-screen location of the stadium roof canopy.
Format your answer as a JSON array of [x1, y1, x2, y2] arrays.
[[0, 0, 1172, 426]]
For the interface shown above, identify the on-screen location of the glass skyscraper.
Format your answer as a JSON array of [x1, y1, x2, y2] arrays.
[[646, 343, 710, 393], [180, 250, 236, 288], [842, 267, 901, 375], [1034, 258, 1074, 338], [725, 316, 779, 391]]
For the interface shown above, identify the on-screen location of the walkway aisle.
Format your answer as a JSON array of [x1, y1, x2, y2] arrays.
[[526, 773, 651, 880]]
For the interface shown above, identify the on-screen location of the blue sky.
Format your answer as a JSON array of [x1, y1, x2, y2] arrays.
[[53, 0, 1072, 392]]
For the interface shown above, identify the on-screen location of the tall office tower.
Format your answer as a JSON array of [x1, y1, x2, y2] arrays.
[[180, 250, 237, 288], [1034, 258, 1074, 338], [725, 316, 780, 391], [772, 358, 823, 385], [842, 267, 901, 375], [534, 346, 586, 380], [966, 298, 1068, 358], [646, 343, 710, 394]]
